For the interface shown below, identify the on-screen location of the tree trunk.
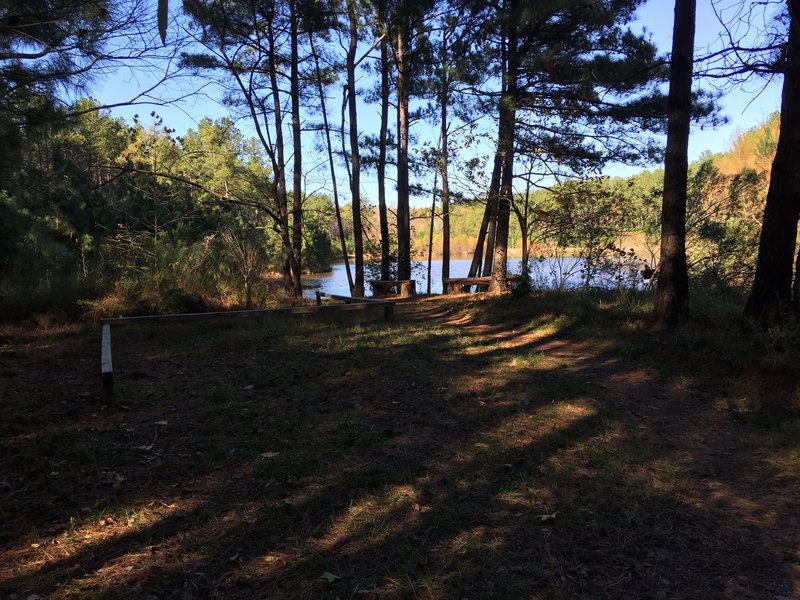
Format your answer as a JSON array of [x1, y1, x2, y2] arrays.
[[794, 243, 800, 317], [378, 32, 392, 280], [467, 152, 502, 280], [654, 0, 695, 325], [439, 26, 451, 290], [244, 279, 252, 309], [266, 18, 292, 293], [427, 158, 439, 294], [520, 175, 531, 280], [440, 97, 451, 289], [745, 1, 800, 326], [289, 0, 303, 299], [482, 196, 497, 277], [396, 19, 412, 281], [347, 0, 365, 296], [520, 223, 529, 277], [489, 149, 513, 292], [308, 32, 354, 294], [489, 23, 517, 293]]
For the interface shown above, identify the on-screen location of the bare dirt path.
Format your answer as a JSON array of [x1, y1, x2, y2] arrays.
[[395, 294, 800, 599]]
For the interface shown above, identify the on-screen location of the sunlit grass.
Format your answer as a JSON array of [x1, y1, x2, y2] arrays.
[[2, 290, 799, 598]]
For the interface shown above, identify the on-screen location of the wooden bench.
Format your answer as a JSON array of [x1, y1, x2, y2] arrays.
[[368, 279, 417, 297], [443, 276, 492, 294]]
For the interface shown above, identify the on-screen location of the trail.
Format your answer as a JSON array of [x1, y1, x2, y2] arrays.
[[395, 294, 800, 598]]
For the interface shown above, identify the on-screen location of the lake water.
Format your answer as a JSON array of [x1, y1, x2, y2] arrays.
[[303, 257, 644, 298]]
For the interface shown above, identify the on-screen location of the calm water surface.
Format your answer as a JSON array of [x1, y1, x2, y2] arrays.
[[303, 257, 643, 298]]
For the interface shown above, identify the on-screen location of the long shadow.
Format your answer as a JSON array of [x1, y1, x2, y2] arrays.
[[1, 300, 797, 599]]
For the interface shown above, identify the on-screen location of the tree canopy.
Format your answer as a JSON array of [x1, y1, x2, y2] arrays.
[[0, 0, 794, 324]]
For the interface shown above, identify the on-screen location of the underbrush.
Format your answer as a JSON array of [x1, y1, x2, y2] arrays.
[[0, 276, 105, 322], [1, 276, 303, 323]]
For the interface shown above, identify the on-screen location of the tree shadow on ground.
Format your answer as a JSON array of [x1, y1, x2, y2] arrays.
[[1, 295, 798, 599]]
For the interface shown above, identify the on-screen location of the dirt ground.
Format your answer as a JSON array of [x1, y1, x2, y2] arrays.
[[1, 294, 799, 599]]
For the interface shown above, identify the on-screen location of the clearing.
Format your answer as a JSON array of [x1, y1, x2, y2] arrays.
[[1, 292, 799, 599]]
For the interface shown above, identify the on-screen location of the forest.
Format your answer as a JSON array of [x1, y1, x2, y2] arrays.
[[1, 0, 796, 327], [0, 100, 776, 317], [3, 1, 800, 599]]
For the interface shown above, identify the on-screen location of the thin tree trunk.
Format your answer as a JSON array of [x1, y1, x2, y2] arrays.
[[347, 0, 365, 296], [266, 19, 292, 293], [745, 0, 800, 325], [520, 223, 529, 277], [427, 160, 439, 294], [308, 32, 353, 294], [654, 0, 695, 325], [378, 22, 391, 280], [467, 152, 502, 280], [396, 19, 412, 281], [440, 102, 451, 289], [519, 176, 530, 280], [489, 23, 517, 293], [289, 0, 303, 298], [794, 243, 800, 317], [482, 196, 497, 277], [439, 26, 451, 290]]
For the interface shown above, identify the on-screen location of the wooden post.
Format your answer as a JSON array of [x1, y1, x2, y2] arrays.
[[384, 303, 394, 322], [101, 323, 114, 395], [315, 291, 322, 306]]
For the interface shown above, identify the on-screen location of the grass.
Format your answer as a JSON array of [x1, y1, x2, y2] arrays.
[[1, 290, 799, 599]]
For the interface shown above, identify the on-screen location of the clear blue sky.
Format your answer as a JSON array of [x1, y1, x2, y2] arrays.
[[95, 0, 783, 201], [636, 0, 781, 161]]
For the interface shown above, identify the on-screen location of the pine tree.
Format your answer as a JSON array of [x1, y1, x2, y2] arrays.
[[466, 0, 667, 291], [744, 0, 800, 325], [654, 0, 696, 326]]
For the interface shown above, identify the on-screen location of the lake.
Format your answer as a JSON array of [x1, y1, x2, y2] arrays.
[[303, 257, 645, 298]]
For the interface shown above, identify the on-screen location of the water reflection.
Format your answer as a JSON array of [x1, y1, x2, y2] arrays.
[[303, 257, 644, 298]]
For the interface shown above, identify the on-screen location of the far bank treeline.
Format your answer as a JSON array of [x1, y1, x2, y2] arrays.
[[0, 99, 777, 317]]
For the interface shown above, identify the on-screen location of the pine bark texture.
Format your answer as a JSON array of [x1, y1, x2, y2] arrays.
[[744, 0, 800, 325], [378, 33, 391, 281], [489, 24, 517, 293], [396, 21, 412, 281], [654, 0, 695, 325], [440, 98, 451, 287], [347, 0, 365, 296], [289, 0, 303, 299]]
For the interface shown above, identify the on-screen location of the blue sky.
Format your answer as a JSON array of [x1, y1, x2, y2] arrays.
[[633, 0, 781, 164], [94, 0, 783, 202]]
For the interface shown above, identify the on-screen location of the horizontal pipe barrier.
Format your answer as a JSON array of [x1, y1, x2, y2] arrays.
[[100, 295, 394, 396]]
